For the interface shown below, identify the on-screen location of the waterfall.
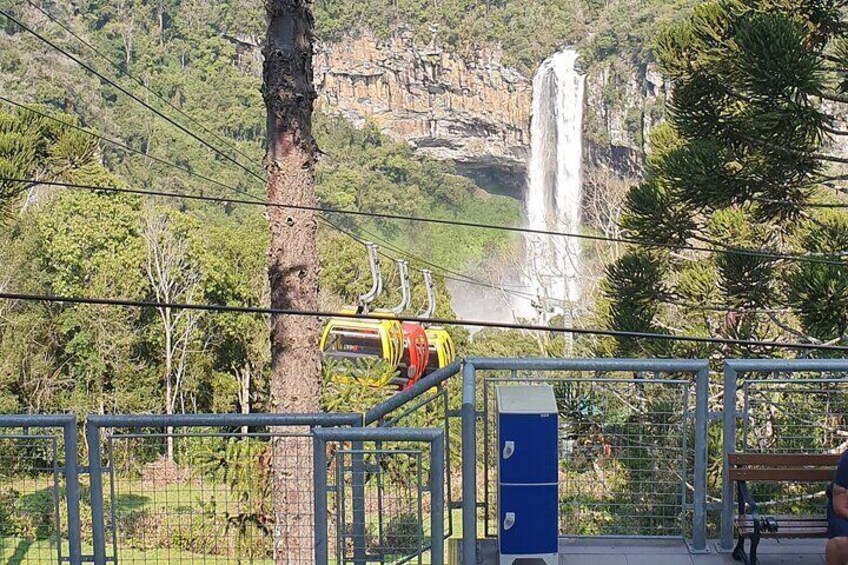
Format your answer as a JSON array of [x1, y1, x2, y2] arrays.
[[518, 49, 585, 323]]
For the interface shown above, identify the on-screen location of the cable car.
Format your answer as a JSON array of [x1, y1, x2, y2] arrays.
[[320, 315, 404, 387], [424, 327, 456, 376], [321, 243, 406, 387]]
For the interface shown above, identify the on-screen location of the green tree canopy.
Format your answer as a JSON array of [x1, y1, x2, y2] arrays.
[[605, 0, 848, 355]]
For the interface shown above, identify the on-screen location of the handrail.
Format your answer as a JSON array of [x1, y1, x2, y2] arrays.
[[364, 359, 462, 425]]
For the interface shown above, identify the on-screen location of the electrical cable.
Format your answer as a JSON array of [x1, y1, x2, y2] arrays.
[[0, 97, 265, 203], [1, 291, 846, 352], [23, 0, 263, 176], [4, 175, 845, 267]]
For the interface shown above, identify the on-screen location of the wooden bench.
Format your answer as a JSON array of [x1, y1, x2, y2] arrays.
[[729, 453, 839, 564]]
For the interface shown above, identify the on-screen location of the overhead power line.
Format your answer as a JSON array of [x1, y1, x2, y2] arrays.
[[0, 97, 265, 203], [0, 172, 533, 299], [2, 292, 846, 352], [4, 175, 846, 267], [24, 0, 263, 175], [0, 9, 265, 183]]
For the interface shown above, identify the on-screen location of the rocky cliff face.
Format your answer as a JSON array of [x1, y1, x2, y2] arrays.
[[313, 33, 531, 193], [313, 33, 662, 191], [583, 61, 667, 177]]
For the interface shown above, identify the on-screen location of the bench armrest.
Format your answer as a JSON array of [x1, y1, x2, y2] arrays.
[[737, 480, 759, 514], [737, 480, 764, 534]]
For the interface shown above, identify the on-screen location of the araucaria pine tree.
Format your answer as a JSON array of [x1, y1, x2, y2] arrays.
[[605, 0, 848, 356]]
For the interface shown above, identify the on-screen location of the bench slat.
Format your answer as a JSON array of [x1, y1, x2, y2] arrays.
[[736, 515, 825, 523], [729, 453, 840, 467], [738, 528, 828, 539], [729, 468, 835, 482]]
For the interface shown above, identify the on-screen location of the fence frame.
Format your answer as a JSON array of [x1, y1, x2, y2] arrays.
[[720, 359, 848, 551], [0, 414, 82, 565], [462, 358, 710, 563], [84, 412, 361, 565], [312, 427, 445, 565], [481, 374, 692, 539]]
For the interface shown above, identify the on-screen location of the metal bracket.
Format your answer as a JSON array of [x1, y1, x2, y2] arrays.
[[686, 539, 711, 554], [708, 411, 724, 421]]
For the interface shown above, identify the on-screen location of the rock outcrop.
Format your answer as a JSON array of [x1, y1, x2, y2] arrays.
[[312, 33, 663, 187], [313, 32, 531, 189], [583, 61, 667, 177]]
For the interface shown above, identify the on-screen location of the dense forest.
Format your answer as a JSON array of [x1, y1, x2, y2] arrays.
[[0, 0, 526, 416]]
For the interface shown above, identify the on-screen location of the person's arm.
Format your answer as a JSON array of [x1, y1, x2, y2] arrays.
[[834, 454, 848, 519], [834, 485, 848, 519]]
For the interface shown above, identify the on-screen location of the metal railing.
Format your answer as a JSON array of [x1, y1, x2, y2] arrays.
[[86, 413, 360, 565], [366, 360, 462, 545], [3, 356, 847, 564], [461, 358, 710, 563], [0, 414, 81, 565], [313, 427, 445, 565], [720, 358, 848, 551]]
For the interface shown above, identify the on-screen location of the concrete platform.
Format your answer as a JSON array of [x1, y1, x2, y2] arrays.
[[557, 538, 825, 564], [460, 537, 827, 564]]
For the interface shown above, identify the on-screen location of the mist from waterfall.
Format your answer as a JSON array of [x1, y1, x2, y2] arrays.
[[517, 48, 585, 322]]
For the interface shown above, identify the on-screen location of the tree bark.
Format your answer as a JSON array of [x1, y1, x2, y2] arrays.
[[263, 1, 321, 563]]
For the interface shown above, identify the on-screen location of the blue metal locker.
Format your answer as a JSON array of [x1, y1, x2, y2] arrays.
[[497, 385, 559, 565]]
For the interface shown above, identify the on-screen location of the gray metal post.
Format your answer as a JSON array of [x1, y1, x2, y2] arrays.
[[86, 421, 108, 565], [313, 435, 329, 565], [431, 430, 445, 565], [692, 367, 709, 552], [461, 361, 477, 565], [351, 441, 367, 565], [720, 363, 738, 551], [62, 417, 83, 565], [312, 428, 446, 563]]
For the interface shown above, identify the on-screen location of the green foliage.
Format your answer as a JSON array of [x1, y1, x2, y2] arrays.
[[314, 115, 520, 274], [603, 250, 670, 355], [606, 0, 848, 351], [0, 106, 100, 219], [313, 0, 700, 74], [383, 512, 423, 555], [787, 213, 848, 340], [0, 0, 525, 416]]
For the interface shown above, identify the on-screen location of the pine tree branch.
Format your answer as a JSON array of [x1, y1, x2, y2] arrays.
[[767, 312, 822, 344], [817, 90, 848, 105], [738, 132, 848, 165], [821, 122, 848, 136]]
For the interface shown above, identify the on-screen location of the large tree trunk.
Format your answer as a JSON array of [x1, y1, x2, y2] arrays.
[[263, 1, 321, 563]]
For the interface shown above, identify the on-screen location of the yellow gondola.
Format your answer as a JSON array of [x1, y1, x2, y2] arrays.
[[423, 326, 455, 376], [321, 243, 405, 387], [319, 314, 404, 387]]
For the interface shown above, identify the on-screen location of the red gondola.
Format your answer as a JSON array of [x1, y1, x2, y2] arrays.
[[395, 322, 430, 390]]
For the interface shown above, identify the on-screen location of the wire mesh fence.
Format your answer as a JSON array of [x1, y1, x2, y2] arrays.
[[99, 429, 319, 564], [334, 448, 428, 564], [738, 377, 848, 517], [482, 373, 693, 539], [372, 384, 457, 540], [0, 432, 65, 564], [314, 428, 445, 565]]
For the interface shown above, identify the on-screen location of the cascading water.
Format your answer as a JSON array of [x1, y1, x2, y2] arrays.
[[518, 48, 585, 323]]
